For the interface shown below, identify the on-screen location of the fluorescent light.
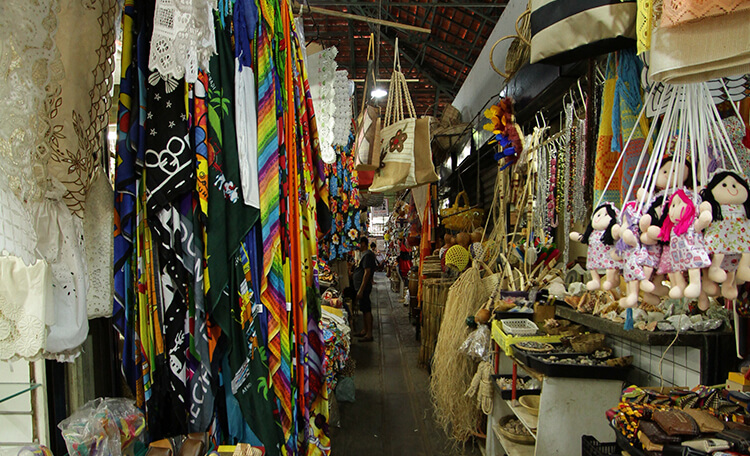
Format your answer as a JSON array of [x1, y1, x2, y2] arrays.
[[371, 87, 388, 98]]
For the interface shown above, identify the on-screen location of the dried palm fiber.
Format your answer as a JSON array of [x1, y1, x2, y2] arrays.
[[465, 360, 494, 415], [430, 265, 490, 442]]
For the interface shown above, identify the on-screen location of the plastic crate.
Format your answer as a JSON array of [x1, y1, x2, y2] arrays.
[[502, 318, 539, 336], [581, 435, 621, 456]]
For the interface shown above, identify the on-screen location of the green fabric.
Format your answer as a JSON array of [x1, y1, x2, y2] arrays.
[[205, 19, 259, 322]]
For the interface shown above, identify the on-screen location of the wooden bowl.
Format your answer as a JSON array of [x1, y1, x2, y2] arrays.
[[519, 395, 540, 416]]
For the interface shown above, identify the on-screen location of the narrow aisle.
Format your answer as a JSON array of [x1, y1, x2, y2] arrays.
[[331, 272, 483, 456]]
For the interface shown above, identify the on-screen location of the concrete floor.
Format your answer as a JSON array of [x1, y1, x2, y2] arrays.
[[330, 273, 484, 456]]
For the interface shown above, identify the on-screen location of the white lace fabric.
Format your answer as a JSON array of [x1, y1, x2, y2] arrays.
[[149, 0, 218, 83], [84, 167, 114, 319], [0, 255, 54, 361], [0, 0, 61, 206], [307, 47, 352, 163]]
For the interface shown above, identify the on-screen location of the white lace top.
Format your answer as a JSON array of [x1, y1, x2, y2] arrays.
[[149, 0, 218, 83]]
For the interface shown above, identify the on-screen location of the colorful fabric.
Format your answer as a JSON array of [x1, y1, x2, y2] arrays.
[[593, 54, 621, 205], [256, 5, 293, 455], [321, 133, 361, 261], [611, 48, 649, 203]]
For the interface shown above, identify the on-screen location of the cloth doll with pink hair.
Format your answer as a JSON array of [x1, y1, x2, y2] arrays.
[[658, 189, 711, 299]]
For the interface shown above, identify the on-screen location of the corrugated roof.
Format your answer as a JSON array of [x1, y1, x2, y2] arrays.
[[301, 1, 506, 116]]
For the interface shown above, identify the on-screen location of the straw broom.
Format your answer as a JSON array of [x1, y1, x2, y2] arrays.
[[430, 265, 490, 442]]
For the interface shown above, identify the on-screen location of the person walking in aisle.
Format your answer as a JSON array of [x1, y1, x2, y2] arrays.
[[354, 236, 376, 342]]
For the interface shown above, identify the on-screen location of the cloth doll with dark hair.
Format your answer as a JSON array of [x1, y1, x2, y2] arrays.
[[699, 169, 750, 299], [570, 203, 622, 291]]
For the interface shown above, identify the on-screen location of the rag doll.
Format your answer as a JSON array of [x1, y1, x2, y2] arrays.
[[658, 189, 711, 299], [570, 203, 622, 291], [640, 155, 693, 242], [699, 170, 750, 295], [612, 202, 648, 307], [637, 194, 667, 294], [638, 156, 692, 297]]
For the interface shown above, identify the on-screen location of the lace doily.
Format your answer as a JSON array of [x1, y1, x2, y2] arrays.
[[332, 71, 353, 147], [149, 0, 218, 83], [307, 47, 352, 163], [0, 0, 62, 205], [0, 255, 53, 362], [83, 167, 114, 319]]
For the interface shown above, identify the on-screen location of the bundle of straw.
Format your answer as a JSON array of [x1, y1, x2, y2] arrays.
[[430, 265, 490, 442]]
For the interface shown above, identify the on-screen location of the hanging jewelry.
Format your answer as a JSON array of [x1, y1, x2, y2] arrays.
[[562, 102, 574, 270]]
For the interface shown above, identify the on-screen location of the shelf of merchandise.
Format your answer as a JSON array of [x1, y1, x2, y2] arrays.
[[506, 400, 538, 438], [487, 320, 622, 456], [554, 306, 735, 385]]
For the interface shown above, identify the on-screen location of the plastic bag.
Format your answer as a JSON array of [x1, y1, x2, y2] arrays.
[[336, 376, 356, 403], [58, 398, 145, 456], [459, 325, 491, 361]]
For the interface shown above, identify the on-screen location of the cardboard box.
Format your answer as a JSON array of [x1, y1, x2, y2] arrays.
[[533, 302, 556, 325], [726, 379, 750, 392]]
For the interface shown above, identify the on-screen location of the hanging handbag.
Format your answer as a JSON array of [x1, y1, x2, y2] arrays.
[[370, 39, 438, 193], [529, 0, 637, 65], [355, 33, 382, 171]]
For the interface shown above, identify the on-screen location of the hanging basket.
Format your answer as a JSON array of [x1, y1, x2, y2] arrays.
[[441, 191, 485, 231], [490, 5, 531, 80]]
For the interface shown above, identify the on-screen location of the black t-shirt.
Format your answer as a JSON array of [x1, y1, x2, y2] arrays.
[[353, 250, 376, 290]]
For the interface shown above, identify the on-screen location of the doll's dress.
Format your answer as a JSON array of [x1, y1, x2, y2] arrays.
[[586, 230, 622, 270], [622, 245, 648, 282], [668, 225, 711, 270], [643, 243, 663, 268], [703, 204, 750, 254], [657, 243, 674, 275]]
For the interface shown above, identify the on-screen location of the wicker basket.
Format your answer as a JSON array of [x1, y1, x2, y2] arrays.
[[419, 278, 454, 367], [570, 333, 606, 354], [489, 4, 531, 80], [495, 415, 535, 445]]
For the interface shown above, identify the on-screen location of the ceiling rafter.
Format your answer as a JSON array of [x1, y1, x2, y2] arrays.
[[351, 5, 458, 97], [302, 0, 506, 114]]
